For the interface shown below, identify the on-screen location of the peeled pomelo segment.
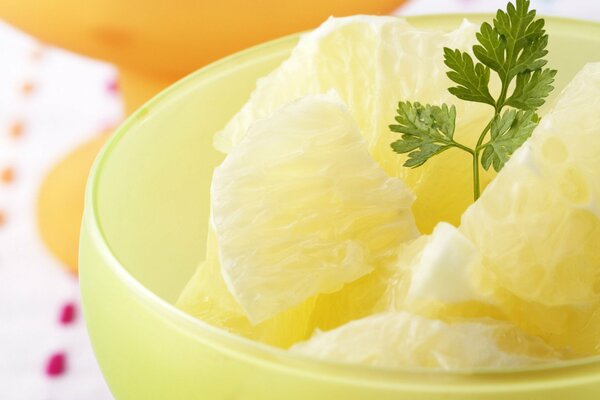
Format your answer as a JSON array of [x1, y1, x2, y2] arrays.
[[215, 16, 485, 153], [178, 225, 408, 348], [292, 311, 558, 370], [215, 15, 496, 233], [448, 62, 600, 355], [381, 64, 600, 355], [181, 92, 418, 342], [461, 63, 600, 308], [495, 294, 600, 357], [399, 223, 491, 305], [378, 223, 504, 323], [176, 228, 317, 348], [363, 64, 600, 356], [307, 252, 402, 332], [371, 20, 498, 232], [213, 16, 398, 153], [211, 93, 417, 323]]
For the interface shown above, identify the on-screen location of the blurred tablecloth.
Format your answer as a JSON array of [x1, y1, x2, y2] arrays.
[[0, 1, 599, 399], [0, 19, 122, 400]]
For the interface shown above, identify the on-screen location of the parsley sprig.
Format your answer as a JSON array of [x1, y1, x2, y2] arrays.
[[390, 0, 556, 200]]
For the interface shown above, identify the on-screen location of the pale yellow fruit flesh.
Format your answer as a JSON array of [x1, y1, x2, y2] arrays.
[[291, 311, 558, 370], [177, 227, 404, 348], [179, 93, 419, 347], [215, 16, 497, 233], [179, 14, 600, 366], [459, 63, 600, 355], [382, 64, 600, 357], [177, 228, 317, 348], [211, 93, 417, 324], [388, 223, 506, 323]]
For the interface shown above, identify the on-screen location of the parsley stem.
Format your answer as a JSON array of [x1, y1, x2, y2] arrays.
[[390, 1, 554, 205], [473, 147, 481, 200], [451, 141, 475, 155], [476, 118, 493, 149], [471, 119, 492, 201], [496, 79, 510, 114]]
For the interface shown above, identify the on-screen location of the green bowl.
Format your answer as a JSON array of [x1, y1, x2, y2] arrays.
[[80, 15, 600, 400]]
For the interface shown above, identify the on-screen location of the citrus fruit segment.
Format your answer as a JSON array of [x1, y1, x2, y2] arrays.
[[211, 93, 417, 323], [177, 229, 598, 355], [292, 311, 558, 370], [382, 63, 600, 355], [461, 63, 600, 307], [177, 227, 403, 348], [457, 63, 600, 354], [215, 16, 496, 232], [399, 223, 490, 305], [381, 223, 504, 323], [176, 228, 317, 348]]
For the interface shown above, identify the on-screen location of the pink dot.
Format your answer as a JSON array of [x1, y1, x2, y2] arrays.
[[106, 78, 119, 94], [59, 302, 77, 325], [45, 352, 67, 377]]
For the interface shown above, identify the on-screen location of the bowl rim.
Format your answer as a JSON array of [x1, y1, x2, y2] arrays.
[[83, 13, 600, 390]]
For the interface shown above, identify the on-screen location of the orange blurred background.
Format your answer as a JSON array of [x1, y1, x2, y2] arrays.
[[0, 0, 403, 274], [0, 0, 403, 111]]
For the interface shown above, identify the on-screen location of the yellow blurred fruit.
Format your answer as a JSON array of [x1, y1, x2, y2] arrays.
[[37, 132, 111, 273], [211, 93, 417, 323], [1, 0, 402, 275], [215, 16, 497, 233], [0, 0, 403, 112], [291, 311, 558, 370]]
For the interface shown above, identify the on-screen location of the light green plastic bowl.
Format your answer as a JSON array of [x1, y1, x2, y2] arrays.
[[80, 15, 600, 400]]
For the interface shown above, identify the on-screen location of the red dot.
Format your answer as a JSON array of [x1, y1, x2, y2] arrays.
[[45, 352, 67, 377], [106, 78, 119, 94], [59, 302, 77, 325]]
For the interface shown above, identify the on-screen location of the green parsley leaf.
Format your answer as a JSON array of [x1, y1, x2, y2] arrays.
[[389, 102, 458, 168], [506, 68, 557, 110], [389, 0, 556, 200], [473, 22, 506, 74], [475, 0, 548, 82], [481, 109, 539, 172], [443, 48, 495, 106]]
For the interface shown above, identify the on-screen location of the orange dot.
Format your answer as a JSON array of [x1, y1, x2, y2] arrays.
[[9, 122, 24, 138], [30, 45, 46, 61], [0, 210, 5, 227], [1, 168, 14, 184], [21, 81, 35, 95]]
